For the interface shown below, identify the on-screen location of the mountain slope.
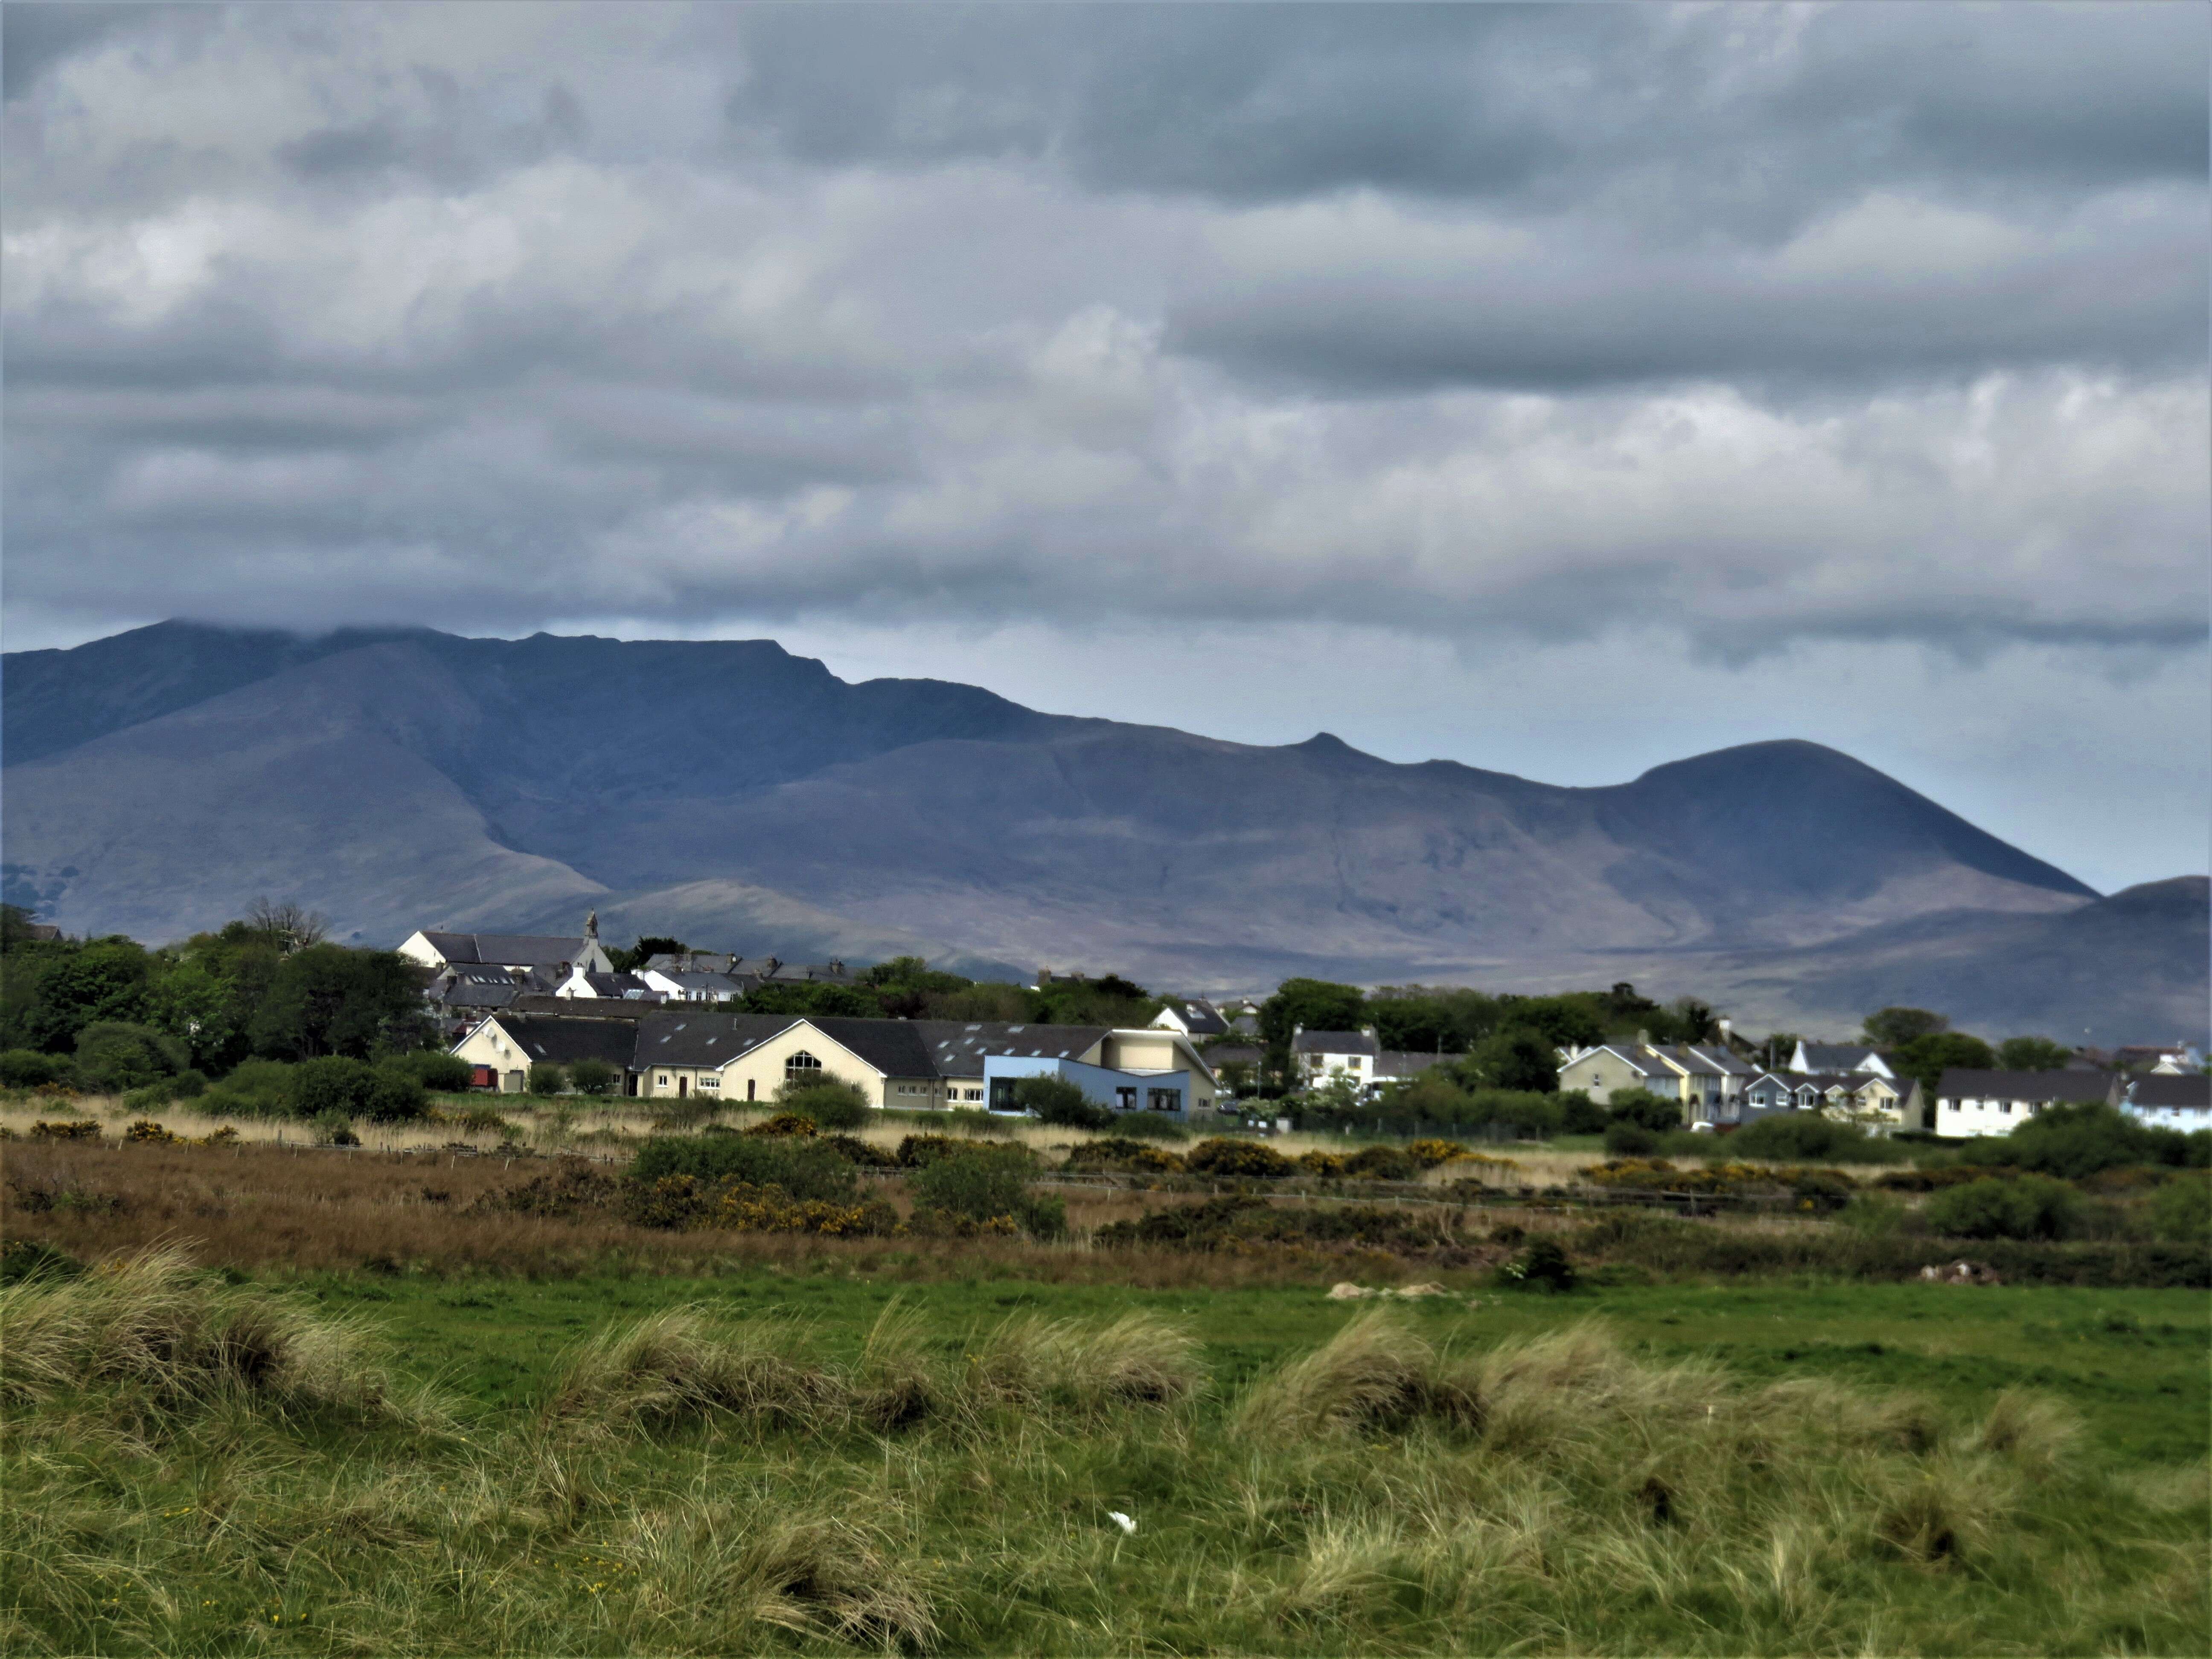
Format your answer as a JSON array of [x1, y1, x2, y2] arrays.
[[4, 622, 2190, 1040]]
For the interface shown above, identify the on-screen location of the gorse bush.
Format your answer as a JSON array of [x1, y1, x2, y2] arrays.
[[1924, 1174, 2082, 1241], [909, 1147, 1066, 1238], [629, 1133, 860, 1205], [0, 1048, 70, 1089], [775, 1077, 870, 1129], [1186, 1138, 1297, 1179]]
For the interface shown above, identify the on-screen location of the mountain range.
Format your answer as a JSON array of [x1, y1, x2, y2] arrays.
[[4, 622, 2203, 1043]]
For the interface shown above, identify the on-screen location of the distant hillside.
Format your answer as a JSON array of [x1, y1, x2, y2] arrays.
[[6, 621, 2197, 1041]]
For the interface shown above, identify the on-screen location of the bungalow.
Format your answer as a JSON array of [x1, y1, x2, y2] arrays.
[[1932, 1069, 2113, 1138], [450, 1010, 643, 1094], [2115, 1074, 2212, 1133]]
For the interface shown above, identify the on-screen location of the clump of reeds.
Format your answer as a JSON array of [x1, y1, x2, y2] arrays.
[[1230, 1309, 1478, 1438], [966, 1310, 1202, 1410], [0, 1244, 417, 1423], [544, 1308, 850, 1432]]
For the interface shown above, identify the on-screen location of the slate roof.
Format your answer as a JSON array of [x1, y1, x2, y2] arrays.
[[1293, 1030, 1378, 1057], [480, 1014, 640, 1070], [635, 1012, 802, 1069], [421, 931, 591, 971], [1936, 1069, 2115, 1104], [581, 972, 659, 1000], [906, 1021, 1111, 1079], [1162, 998, 1230, 1036], [507, 994, 658, 1020], [2117, 1074, 2210, 1109], [1202, 1044, 1266, 1069], [655, 971, 747, 998], [1796, 1043, 1885, 1074], [432, 967, 523, 1009]]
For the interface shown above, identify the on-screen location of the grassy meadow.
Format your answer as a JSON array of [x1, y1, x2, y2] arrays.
[[1, 1245, 2206, 1656]]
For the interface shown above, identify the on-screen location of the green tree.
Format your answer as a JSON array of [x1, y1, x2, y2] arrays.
[[249, 945, 431, 1060], [364, 1062, 427, 1122], [146, 959, 247, 1071], [743, 982, 882, 1019], [1863, 1007, 1950, 1048], [1893, 1031, 1996, 1097], [1013, 1074, 1111, 1128], [1996, 1036, 2071, 1071], [1926, 1174, 2079, 1241], [1604, 1088, 1682, 1133], [292, 1056, 375, 1119], [1259, 979, 1367, 1049], [7, 938, 154, 1053], [568, 1058, 617, 1097], [72, 1021, 187, 1093], [1459, 1028, 1560, 1093], [527, 1062, 569, 1095], [608, 935, 687, 972], [1496, 994, 1606, 1051]]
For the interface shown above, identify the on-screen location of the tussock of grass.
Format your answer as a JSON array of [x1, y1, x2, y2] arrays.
[[1231, 1309, 1479, 1438], [966, 1310, 1203, 1409], [0, 1245, 419, 1423], [544, 1307, 847, 1431]]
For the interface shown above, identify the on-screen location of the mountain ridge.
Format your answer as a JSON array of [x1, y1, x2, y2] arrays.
[[4, 622, 2197, 1041]]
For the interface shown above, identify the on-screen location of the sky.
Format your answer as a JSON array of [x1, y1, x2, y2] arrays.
[[3, 1, 2207, 895]]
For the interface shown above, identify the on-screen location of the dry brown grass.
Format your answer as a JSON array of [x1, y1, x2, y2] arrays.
[[0, 1139, 1492, 1287]]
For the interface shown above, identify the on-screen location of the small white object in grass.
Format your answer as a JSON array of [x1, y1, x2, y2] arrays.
[[1108, 1511, 1136, 1535]]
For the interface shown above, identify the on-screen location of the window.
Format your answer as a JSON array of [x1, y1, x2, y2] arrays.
[[1116, 1087, 1138, 1111], [657, 1074, 670, 1086], [785, 1051, 823, 1083], [1147, 1087, 1182, 1113], [700, 1076, 719, 1090]]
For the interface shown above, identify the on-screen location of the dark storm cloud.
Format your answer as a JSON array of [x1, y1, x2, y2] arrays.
[[0, 0, 2204, 667]]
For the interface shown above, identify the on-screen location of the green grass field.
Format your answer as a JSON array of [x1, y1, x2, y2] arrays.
[[6, 1255, 2204, 1656]]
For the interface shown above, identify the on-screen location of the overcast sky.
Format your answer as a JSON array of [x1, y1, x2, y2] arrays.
[[5, 2, 2207, 893]]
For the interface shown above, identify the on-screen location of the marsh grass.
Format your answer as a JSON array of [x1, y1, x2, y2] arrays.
[[0, 1251, 2205, 1656]]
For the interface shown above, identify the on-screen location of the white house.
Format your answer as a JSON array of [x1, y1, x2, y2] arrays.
[[1292, 1028, 1379, 1092], [1931, 1069, 2113, 1138], [1151, 998, 1230, 1038], [553, 966, 661, 1001], [2116, 1074, 2212, 1133]]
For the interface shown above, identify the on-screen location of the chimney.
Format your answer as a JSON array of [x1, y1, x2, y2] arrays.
[[1717, 1018, 1732, 1044], [1636, 1028, 1651, 1047]]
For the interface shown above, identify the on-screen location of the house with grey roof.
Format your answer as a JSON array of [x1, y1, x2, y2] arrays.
[[1789, 1042, 1896, 1080], [450, 1010, 644, 1094], [2115, 1073, 2211, 1133], [1932, 1068, 2116, 1138], [400, 911, 614, 981], [1292, 1028, 1380, 1092], [1152, 998, 1230, 1038]]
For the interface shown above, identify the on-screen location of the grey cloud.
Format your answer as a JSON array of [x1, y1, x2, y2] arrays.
[[2, 2, 143, 100]]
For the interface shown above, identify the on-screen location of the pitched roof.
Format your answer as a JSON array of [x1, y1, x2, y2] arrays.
[[1796, 1043, 1883, 1073], [506, 994, 658, 1020], [479, 1013, 640, 1070], [906, 1020, 1110, 1078], [1936, 1069, 2115, 1105], [421, 931, 590, 971], [635, 1011, 800, 1069], [582, 972, 659, 999], [1202, 1044, 1266, 1068], [2118, 1074, 2211, 1109], [1293, 1030, 1378, 1057], [1161, 999, 1230, 1035]]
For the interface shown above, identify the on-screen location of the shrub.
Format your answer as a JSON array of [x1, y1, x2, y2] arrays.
[[1405, 1138, 1470, 1167], [1063, 1137, 1187, 1174], [568, 1057, 617, 1097], [1342, 1145, 1420, 1181], [197, 1058, 297, 1119], [777, 1079, 870, 1130], [527, 1062, 569, 1096], [909, 1147, 1063, 1237], [1558, 1091, 1609, 1135], [1731, 1114, 1903, 1164], [311, 1109, 361, 1147], [1108, 1110, 1190, 1141], [631, 1133, 860, 1205], [72, 1022, 188, 1094], [1296, 1149, 1347, 1177], [2147, 1173, 2211, 1246], [364, 1062, 426, 1122], [124, 1119, 180, 1144], [1603, 1121, 1659, 1156], [1185, 1138, 1296, 1179], [747, 1111, 819, 1137], [1010, 1075, 1111, 1128], [896, 1133, 1027, 1168], [1499, 1237, 1578, 1292], [395, 1051, 475, 1092], [30, 1118, 101, 1140], [0, 1239, 81, 1284], [1926, 1175, 2082, 1241], [292, 1055, 374, 1119], [1605, 1090, 1681, 1134], [0, 1050, 67, 1089], [1965, 1102, 2199, 1180]]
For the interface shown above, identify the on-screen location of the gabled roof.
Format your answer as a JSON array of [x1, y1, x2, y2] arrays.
[[906, 1020, 1110, 1078], [1568, 1043, 1668, 1078], [2118, 1074, 2211, 1109], [1159, 998, 1230, 1035], [1936, 1069, 2114, 1105], [419, 931, 592, 971], [582, 971, 659, 1000], [635, 1011, 803, 1069], [1293, 1030, 1377, 1057], [1796, 1042, 1885, 1073], [473, 1013, 638, 1070]]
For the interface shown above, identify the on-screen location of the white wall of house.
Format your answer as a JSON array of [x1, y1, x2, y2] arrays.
[[1935, 1091, 2052, 1138], [449, 1018, 532, 1093]]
